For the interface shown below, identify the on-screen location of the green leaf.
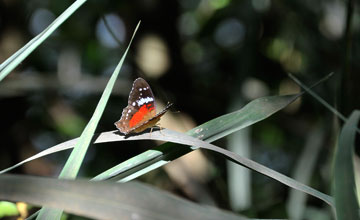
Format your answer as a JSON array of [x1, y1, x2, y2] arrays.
[[333, 110, 360, 220], [1, 94, 334, 208], [0, 0, 87, 81], [0, 174, 247, 220], [0, 94, 299, 176], [95, 95, 302, 181], [36, 21, 140, 220], [0, 201, 19, 218], [4, 129, 334, 208]]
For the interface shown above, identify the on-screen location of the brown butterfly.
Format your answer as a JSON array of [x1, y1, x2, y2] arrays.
[[114, 78, 172, 135]]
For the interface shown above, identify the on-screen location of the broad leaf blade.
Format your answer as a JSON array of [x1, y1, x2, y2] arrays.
[[333, 110, 360, 220], [0, 174, 247, 220], [188, 94, 302, 142]]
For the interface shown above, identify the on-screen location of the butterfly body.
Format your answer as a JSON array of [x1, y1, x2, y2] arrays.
[[114, 78, 172, 135]]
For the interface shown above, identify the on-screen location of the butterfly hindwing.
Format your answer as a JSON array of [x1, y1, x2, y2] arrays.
[[129, 102, 173, 134]]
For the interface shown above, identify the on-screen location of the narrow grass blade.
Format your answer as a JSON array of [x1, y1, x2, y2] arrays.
[[0, 174, 247, 220], [0, 94, 334, 208], [9, 127, 332, 208], [0, 94, 299, 175], [354, 155, 360, 204], [0, 0, 87, 81], [58, 22, 138, 179], [49, 129, 338, 207], [288, 73, 348, 123], [289, 72, 360, 133], [95, 94, 301, 181], [333, 110, 360, 220], [287, 124, 324, 219], [0, 139, 76, 175], [36, 22, 140, 220]]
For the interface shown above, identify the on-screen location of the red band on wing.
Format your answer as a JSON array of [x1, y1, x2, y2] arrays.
[[129, 104, 154, 128]]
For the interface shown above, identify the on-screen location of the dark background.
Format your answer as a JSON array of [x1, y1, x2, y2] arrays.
[[0, 0, 359, 219]]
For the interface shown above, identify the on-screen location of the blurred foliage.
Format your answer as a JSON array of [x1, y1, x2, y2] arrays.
[[0, 0, 359, 219]]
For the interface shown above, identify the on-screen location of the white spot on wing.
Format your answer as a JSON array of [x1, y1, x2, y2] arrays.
[[132, 102, 136, 106], [139, 88, 142, 91], [137, 97, 154, 106]]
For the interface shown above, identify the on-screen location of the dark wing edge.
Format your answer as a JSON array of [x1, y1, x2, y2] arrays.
[[155, 102, 173, 117]]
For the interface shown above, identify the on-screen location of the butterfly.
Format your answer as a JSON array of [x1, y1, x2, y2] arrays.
[[114, 77, 172, 135]]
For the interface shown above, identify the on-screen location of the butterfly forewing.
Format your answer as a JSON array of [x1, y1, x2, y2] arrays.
[[127, 78, 156, 108]]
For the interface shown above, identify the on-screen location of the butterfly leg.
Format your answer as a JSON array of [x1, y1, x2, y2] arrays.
[[156, 124, 164, 135], [149, 127, 154, 138]]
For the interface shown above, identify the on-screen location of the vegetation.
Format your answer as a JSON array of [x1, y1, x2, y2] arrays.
[[0, 0, 359, 219]]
